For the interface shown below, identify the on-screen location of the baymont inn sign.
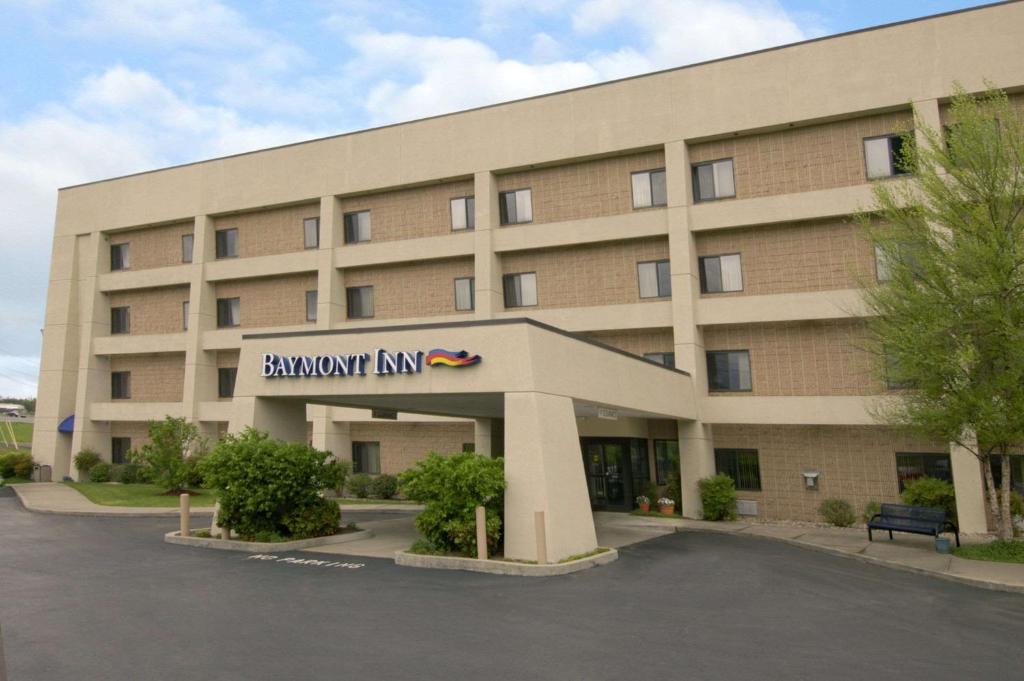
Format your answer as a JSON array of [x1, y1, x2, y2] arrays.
[[260, 348, 482, 379]]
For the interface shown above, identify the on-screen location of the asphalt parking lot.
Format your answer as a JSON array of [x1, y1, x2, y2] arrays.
[[1, 490, 1022, 681]]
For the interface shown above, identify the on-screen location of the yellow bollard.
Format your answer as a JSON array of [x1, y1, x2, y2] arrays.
[[535, 511, 547, 565], [475, 506, 487, 560], [179, 493, 190, 538]]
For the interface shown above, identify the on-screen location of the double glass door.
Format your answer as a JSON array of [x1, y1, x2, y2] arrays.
[[581, 438, 649, 512]]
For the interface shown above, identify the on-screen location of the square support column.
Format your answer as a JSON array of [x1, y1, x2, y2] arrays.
[[950, 439, 988, 534], [183, 215, 218, 430], [316, 195, 346, 328], [311, 406, 352, 460], [503, 392, 597, 562], [230, 396, 308, 444], [473, 418, 493, 456], [473, 171, 502, 318]]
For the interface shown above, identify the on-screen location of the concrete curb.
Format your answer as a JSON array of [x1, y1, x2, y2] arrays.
[[164, 528, 374, 553], [9, 485, 216, 517], [678, 524, 1024, 595], [395, 548, 618, 576]]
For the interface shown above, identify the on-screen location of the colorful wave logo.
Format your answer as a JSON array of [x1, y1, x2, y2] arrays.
[[426, 348, 482, 368]]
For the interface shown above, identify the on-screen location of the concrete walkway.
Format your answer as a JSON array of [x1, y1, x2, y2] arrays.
[[8, 482, 216, 517], [606, 513, 1024, 593]]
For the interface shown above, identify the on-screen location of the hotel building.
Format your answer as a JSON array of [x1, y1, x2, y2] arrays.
[[32, 3, 1024, 561]]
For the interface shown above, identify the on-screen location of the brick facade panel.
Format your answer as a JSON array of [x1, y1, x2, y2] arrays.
[[349, 422, 476, 474], [583, 328, 674, 357], [214, 273, 318, 329], [109, 353, 185, 402], [344, 257, 474, 320], [501, 237, 670, 310], [109, 221, 193, 271], [213, 203, 320, 259], [108, 286, 190, 335], [338, 179, 474, 243], [689, 111, 913, 199], [109, 422, 153, 451]]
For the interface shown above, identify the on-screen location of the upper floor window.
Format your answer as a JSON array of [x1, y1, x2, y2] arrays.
[[502, 272, 537, 308], [182, 301, 190, 331], [454, 277, 475, 311], [638, 260, 671, 299], [305, 290, 318, 322], [451, 196, 475, 231], [344, 211, 371, 244], [218, 367, 238, 398], [706, 350, 752, 392], [692, 159, 735, 202], [215, 228, 238, 259], [715, 448, 762, 491], [874, 245, 892, 282], [111, 437, 131, 464], [111, 371, 131, 400], [216, 297, 240, 328], [346, 286, 374, 319], [631, 169, 667, 209], [181, 234, 194, 263], [352, 441, 381, 474], [499, 189, 533, 225], [110, 243, 129, 271], [644, 352, 676, 369], [864, 134, 911, 179], [110, 306, 130, 335], [304, 217, 320, 249], [699, 254, 743, 293]]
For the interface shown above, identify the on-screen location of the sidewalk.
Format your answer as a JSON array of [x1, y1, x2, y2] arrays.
[[604, 513, 1024, 593], [9, 482, 215, 517]]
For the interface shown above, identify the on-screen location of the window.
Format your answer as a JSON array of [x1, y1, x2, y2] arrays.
[[370, 408, 398, 420], [462, 442, 475, 453], [110, 306, 130, 335], [305, 290, 318, 322], [110, 243, 129, 271], [303, 217, 320, 249], [706, 350, 752, 392], [631, 169, 667, 208], [884, 349, 914, 390], [346, 286, 374, 319], [182, 301, 189, 331], [218, 367, 237, 398], [644, 352, 676, 369], [352, 441, 380, 474], [864, 134, 911, 179], [895, 452, 952, 492], [216, 297, 240, 328], [874, 245, 893, 282], [215, 228, 238, 259], [111, 437, 131, 465], [181, 234, 194, 263], [454, 277, 475, 311], [111, 371, 131, 400], [502, 272, 537, 308], [451, 196, 475, 231], [499, 189, 533, 225], [990, 455, 1024, 496], [699, 254, 743, 293], [654, 440, 680, 485], [343, 211, 371, 243], [692, 159, 735, 202], [715, 449, 761, 491], [637, 260, 671, 299]]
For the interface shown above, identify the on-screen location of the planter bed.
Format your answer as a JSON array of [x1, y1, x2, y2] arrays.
[[395, 547, 618, 576], [165, 527, 373, 553]]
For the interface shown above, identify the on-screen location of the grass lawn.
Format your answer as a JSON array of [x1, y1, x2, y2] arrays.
[[954, 540, 1024, 564], [335, 497, 416, 505], [66, 482, 219, 507], [1, 421, 33, 445], [0, 476, 31, 486]]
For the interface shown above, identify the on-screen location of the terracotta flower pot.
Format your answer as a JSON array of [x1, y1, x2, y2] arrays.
[[658, 504, 675, 515], [639, 502, 651, 513]]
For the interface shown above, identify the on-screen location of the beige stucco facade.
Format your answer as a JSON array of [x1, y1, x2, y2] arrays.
[[34, 4, 1024, 547]]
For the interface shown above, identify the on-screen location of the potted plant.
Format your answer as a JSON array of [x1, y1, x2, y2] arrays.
[[635, 495, 651, 513], [657, 497, 676, 515]]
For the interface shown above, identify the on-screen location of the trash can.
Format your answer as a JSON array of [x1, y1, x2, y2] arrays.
[[935, 537, 952, 554], [31, 464, 52, 483]]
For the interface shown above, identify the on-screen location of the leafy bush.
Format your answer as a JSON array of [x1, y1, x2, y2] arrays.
[[698, 474, 737, 521], [408, 539, 445, 555], [901, 476, 957, 521], [0, 451, 33, 479], [347, 473, 372, 499], [400, 452, 505, 556], [119, 463, 147, 485], [130, 417, 208, 493], [88, 462, 112, 483], [74, 449, 101, 474], [198, 428, 341, 540], [324, 459, 351, 496], [818, 498, 857, 527], [371, 473, 399, 499], [664, 471, 682, 509], [863, 500, 882, 524], [108, 464, 126, 483]]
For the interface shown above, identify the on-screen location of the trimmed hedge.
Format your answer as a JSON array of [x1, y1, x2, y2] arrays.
[[698, 474, 737, 521], [818, 498, 857, 527], [370, 473, 399, 499], [0, 451, 33, 479]]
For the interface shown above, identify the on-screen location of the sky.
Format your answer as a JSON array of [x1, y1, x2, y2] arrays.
[[0, 0, 994, 398]]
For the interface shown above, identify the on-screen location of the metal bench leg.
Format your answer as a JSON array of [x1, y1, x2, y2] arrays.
[[955, 531, 960, 548], [888, 530, 893, 540], [868, 528, 873, 542]]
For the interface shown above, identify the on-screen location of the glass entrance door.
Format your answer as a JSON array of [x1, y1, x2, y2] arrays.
[[581, 438, 647, 512]]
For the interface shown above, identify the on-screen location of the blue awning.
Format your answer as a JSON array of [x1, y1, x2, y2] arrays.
[[58, 414, 74, 434]]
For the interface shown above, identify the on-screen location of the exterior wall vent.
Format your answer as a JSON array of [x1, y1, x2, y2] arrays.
[[736, 500, 758, 516]]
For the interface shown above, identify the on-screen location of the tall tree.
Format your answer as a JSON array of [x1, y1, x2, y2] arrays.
[[863, 84, 1024, 539]]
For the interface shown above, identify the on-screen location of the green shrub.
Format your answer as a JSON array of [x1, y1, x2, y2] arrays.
[[863, 500, 882, 524], [198, 428, 341, 540], [400, 452, 506, 557], [664, 471, 682, 509], [371, 473, 399, 499], [108, 464, 126, 483], [119, 463, 147, 485], [74, 449, 101, 473], [324, 459, 351, 496], [88, 462, 112, 483], [347, 473, 372, 499], [408, 539, 445, 555], [818, 498, 857, 527], [0, 451, 33, 479], [130, 417, 208, 493], [901, 476, 957, 521], [698, 474, 737, 521]]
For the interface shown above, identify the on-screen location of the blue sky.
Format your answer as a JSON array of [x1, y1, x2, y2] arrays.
[[0, 0, 993, 397]]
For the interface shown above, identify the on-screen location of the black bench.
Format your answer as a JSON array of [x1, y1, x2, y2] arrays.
[[867, 503, 960, 547]]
